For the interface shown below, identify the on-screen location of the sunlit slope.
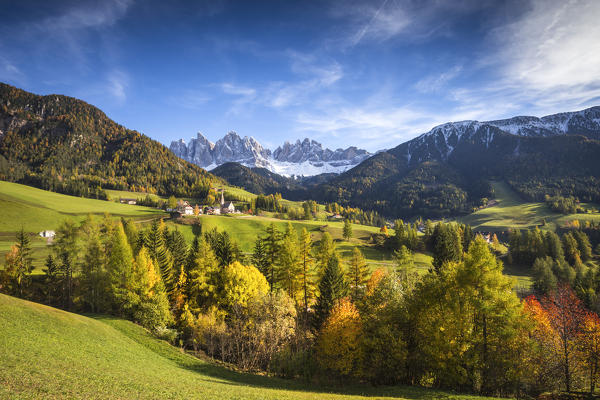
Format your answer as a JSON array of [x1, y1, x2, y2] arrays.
[[0, 180, 164, 233], [458, 181, 600, 231], [0, 294, 498, 400]]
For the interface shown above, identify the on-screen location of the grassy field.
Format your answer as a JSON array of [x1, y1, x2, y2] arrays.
[[0, 293, 499, 400], [0, 180, 166, 266], [168, 214, 413, 272], [105, 189, 163, 202], [458, 181, 600, 232], [1, 180, 538, 287]]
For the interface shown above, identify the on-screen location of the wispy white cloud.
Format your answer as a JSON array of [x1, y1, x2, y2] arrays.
[[491, 0, 600, 92], [221, 83, 256, 97], [107, 70, 129, 102], [219, 83, 257, 115], [0, 55, 25, 84], [168, 90, 211, 110], [332, 0, 488, 47], [295, 105, 445, 150], [219, 51, 344, 113], [38, 0, 133, 31], [263, 54, 343, 108], [415, 65, 463, 93], [445, 0, 600, 119]]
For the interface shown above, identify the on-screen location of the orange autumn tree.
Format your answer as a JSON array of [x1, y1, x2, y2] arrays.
[[524, 295, 563, 390], [315, 298, 362, 377], [527, 285, 586, 392]]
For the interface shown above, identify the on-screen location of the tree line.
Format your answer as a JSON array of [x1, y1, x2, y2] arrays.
[[4, 218, 600, 396]]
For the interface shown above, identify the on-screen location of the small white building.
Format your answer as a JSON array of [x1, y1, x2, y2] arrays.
[[119, 198, 137, 205], [221, 202, 235, 214], [39, 230, 56, 238]]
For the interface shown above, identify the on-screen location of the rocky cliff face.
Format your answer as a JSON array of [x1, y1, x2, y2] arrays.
[[273, 138, 370, 165], [170, 132, 371, 176]]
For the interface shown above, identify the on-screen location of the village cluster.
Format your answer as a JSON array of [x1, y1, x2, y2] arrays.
[[169, 191, 238, 217]]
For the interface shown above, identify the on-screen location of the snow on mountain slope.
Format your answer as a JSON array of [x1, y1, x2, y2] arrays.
[[170, 132, 371, 177], [393, 106, 600, 167]]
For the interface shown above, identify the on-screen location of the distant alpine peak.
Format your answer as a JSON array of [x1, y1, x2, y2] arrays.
[[170, 132, 371, 177], [400, 105, 600, 167]]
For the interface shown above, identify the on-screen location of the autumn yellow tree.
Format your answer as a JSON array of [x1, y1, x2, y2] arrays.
[[577, 311, 600, 393], [315, 298, 362, 377]]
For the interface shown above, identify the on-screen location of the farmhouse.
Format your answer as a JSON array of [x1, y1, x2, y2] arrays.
[[175, 200, 194, 215], [39, 230, 56, 238], [119, 198, 137, 205], [205, 206, 221, 215]]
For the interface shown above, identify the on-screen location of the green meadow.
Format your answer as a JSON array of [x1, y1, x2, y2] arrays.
[[0, 180, 166, 266], [168, 214, 416, 272], [458, 181, 600, 232], [0, 293, 499, 400]]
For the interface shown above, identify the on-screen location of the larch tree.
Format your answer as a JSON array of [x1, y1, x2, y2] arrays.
[[315, 231, 334, 273], [262, 223, 281, 290], [298, 228, 315, 317], [188, 236, 221, 310], [277, 222, 302, 302], [343, 219, 353, 241], [347, 247, 369, 301], [578, 311, 600, 393], [79, 216, 108, 313], [14, 227, 33, 297], [107, 222, 136, 315], [394, 245, 415, 288], [53, 220, 79, 310], [315, 298, 362, 377]]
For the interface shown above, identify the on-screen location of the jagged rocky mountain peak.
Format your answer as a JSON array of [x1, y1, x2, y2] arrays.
[[170, 133, 371, 176]]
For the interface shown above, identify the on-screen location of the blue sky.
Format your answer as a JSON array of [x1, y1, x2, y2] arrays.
[[1, 0, 599, 152]]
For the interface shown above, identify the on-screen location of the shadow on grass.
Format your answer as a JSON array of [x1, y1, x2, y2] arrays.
[[92, 315, 486, 400]]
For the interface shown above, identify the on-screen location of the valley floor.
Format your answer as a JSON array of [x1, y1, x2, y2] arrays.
[[0, 294, 499, 400]]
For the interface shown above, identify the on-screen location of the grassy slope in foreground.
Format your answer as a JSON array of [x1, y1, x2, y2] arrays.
[[458, 181, 600, 232], [0, 294, 497, 400]]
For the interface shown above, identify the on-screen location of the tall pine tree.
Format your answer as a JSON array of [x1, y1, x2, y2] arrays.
[[313, 251, 347, 330]]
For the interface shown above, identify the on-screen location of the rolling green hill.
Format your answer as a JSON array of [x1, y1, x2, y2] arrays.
[[457, 181, 600, 232], [0, 293, 498, 400], [169, 214, 432, 272], [0, 180, 166, 266]]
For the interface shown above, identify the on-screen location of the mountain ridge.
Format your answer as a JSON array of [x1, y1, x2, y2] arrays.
[[315, 105, 600, 218], [0, 82, 220, 199], [170, 131, 371, 176]]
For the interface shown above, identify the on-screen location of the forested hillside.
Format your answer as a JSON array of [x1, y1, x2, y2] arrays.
[[0, 83, 220, 199], [317, 121, 600, 218]]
